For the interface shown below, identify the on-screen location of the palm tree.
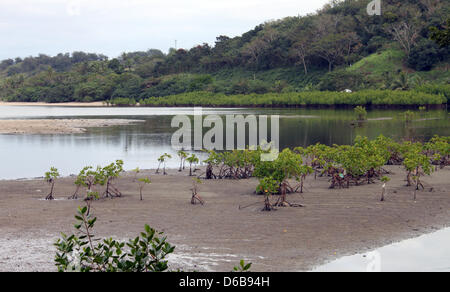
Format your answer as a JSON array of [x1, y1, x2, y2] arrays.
[[391, 72, 411, 91]]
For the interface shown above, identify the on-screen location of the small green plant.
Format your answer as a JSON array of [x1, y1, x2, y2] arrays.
[[403, 111, 415, 123], [45, 167, 60, 200], [54, 206, 175, 272], [186, 154, 200, 177], [138, 177, 151, 201], [233, 260, 252, 272], [191, 178, 204, 205], [402, 143, 434, 201], [68, 166, 103, 200], [177, 150, 188, 172], [156, 153, 172, 175], [354, 106, 367, 121], [132, 167, 140, 182], [257, 176, 279, 211], [100, 160, 124, 198]]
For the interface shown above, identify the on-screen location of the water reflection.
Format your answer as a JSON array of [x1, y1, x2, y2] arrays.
[[0, 106, 448, 179], [313, 228, 450, 272]]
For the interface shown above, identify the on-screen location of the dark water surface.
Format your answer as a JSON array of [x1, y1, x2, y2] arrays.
[[0, 106, 448, 179]]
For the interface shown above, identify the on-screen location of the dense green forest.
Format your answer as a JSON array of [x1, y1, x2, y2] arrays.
[[0, 0, 449, 103]]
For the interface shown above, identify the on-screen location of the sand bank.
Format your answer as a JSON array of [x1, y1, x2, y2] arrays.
[[0, 101, 105, 107], [0, 119, 144, 134]]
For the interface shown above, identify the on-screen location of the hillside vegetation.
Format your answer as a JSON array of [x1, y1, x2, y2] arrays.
[[0, 0, 449, 104]]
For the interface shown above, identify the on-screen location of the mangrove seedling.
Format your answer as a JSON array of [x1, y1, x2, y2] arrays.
[[45, 167, 60, 201], [257, 177, 279, 212], [402, 143, 433, 201], [138, 177, 151, 201], [186, 154, 200, 177], [380, 176, 391, 202], [132, 167, 140, 182], [191, 178, 204, 205], [156, 153, 172, 175], [354, 106, 367, 121], [101, 160, 124, 198], [177, 150, 188, 172], [233, 260, 252, 272], [68, 166, 103, 200], [403, 111, 415, 124]]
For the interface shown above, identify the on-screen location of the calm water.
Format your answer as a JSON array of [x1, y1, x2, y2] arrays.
[[0, 106, 448, 179], [313, 228, 450, 272]]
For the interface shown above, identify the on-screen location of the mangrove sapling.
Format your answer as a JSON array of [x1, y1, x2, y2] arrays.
[[132, 167, 140, 182], [186, 154, 200, 177], [402, 144, 434, 201], [354, 106, 367, 121], [101, 160, 124, 198], [69, 169, 86, 200], [425, 136, 450, 169], [203, 149, 262, 180], [44, 167, 60, 201], [403, 111, 416, 124], [138, 177, 151, 201], [177, 150, 188, 172], [254, 149, 305, 207], [69, 166, 103, 200], [191, 178, 204, 205], [380, 176, 391, 202], [293, 165, 314, 193], [257, 177, 279, 212], [156, 153, 172, 175]]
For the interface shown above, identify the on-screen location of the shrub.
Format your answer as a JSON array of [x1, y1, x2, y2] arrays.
[[54, 206, 175, 272]]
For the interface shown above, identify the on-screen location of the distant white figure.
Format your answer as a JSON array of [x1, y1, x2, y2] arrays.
[[367, 0, 382, 16]]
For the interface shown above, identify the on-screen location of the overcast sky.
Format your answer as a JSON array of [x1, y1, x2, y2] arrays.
[[0, 0, 330, 60]]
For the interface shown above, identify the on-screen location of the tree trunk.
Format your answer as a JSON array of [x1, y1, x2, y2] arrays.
[[156, 162, 161, 174], [302, 58, 308, 75], [45, 181, 55, 200], [68, 185, 80, 200]]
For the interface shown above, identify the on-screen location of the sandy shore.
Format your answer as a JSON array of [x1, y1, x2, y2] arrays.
[[0, 119, 144, 134], [0, 101, 106, 107], [0, 165, 449, 272]]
